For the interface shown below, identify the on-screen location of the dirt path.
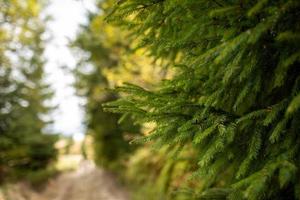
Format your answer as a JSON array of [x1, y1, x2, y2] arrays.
[[1, 161, 130, 200]]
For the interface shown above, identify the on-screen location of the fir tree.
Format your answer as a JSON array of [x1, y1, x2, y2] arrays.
[[104, 0, 300, 199], [0, 0, 57, 183]]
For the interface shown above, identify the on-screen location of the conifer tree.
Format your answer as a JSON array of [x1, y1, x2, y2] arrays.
[[0, 0, 57, 182], [73, 13, 140, 170], [104, 0, 300, 199]]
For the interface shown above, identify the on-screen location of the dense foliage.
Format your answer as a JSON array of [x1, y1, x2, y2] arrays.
[[0, 0, 57, 183], [102, 0, 300, 199]]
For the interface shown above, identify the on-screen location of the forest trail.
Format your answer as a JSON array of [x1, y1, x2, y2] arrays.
[[1, 160, 130, 200]]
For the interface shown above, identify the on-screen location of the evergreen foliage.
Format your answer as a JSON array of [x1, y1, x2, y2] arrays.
[[0, 0, 57, 183], [103, 0, 300, 199]]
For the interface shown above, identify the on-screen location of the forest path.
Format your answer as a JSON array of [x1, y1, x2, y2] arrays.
[[1, 160, 130, 200]]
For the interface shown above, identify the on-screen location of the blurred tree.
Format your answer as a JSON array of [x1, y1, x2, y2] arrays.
[[104, 0, 300, 199], [73, 8, 140, 170], [0, 0, 57, 183]]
